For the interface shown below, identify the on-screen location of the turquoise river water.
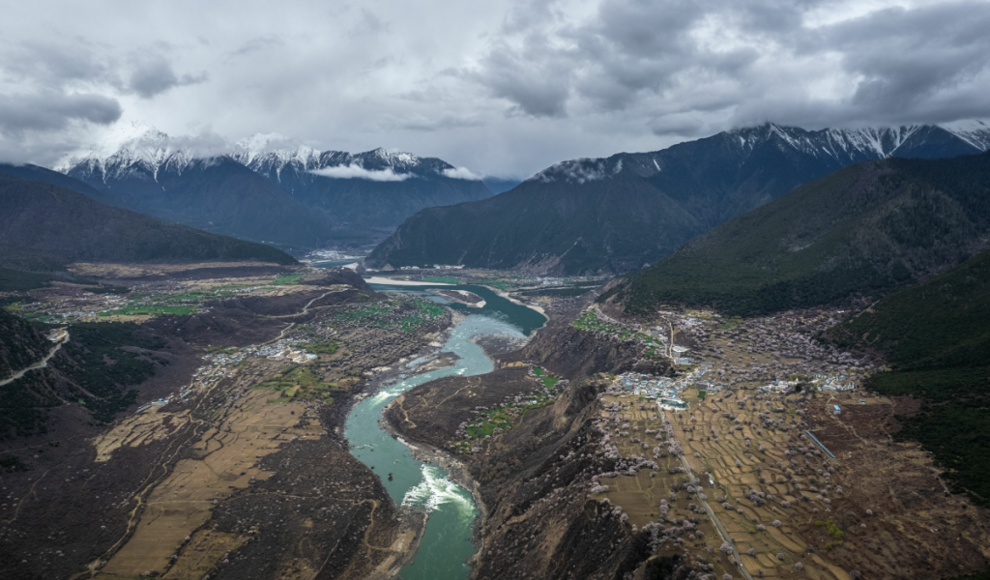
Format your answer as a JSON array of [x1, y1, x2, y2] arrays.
[[343, 283, 545, 579]]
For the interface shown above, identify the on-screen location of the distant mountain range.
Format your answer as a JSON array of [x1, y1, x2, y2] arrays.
[[603, 151, 990, 315], [368, 121, 990, 273], [55, 123, 493, 249], [0, 169, 296, 275]]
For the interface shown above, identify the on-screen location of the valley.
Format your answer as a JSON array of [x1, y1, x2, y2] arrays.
[[2, 122, 989, 580], [0, 264, 460, 579], [386, 297, 990, 580]]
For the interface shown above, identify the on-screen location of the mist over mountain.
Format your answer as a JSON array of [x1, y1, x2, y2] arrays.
[[368, 121, 990, 274], [56, 123, 493, 249], [605, 150, 990, 316]]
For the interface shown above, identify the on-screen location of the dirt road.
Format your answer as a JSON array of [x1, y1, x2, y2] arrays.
[[0, 330, 69, 387]]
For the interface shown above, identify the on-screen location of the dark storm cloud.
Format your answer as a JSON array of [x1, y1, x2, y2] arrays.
[[128, 55, 207, 99], [0, 0, 987, 176], [0, 92, 121, 135], [469, 0, 990, 132]]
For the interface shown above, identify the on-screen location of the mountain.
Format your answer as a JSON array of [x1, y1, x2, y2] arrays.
[[827, 249, 990, 506], [60, 128, 334, 248], [57, 124, 492, 248], [367, 121, 990, 274], [0, 173, 297, 271], [0, 162, 115, 205], [603, 151, 990, 316], [0, 308, 52, 381], [233, 134, 493, 232]]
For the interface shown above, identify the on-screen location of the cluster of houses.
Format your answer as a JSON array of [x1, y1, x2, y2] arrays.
[[613, 365, 726, 412], [812, 373, 857, 391], [243, 338, 317, 364]]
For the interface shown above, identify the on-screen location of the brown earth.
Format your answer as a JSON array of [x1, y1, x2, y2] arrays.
[[0, 268, 445, 580]]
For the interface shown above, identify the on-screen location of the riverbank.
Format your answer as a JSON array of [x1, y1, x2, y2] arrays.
[[482, 284, 547, 317], [364, 276, 453, 286]]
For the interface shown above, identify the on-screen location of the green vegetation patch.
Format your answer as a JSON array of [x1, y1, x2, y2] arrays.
[[572, 309, 664, 359], [815, 519, 845, 549], [253, 365, 346, 404], [100, 303, 195, 317], [300, 340, 338, 355], [423, 276, 460, 284], [453, 370, 562, 453], [273, 273, 302, 285], [334, 298, 445, 333]]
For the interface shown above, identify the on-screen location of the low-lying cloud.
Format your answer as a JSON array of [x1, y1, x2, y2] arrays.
[[310, 165, 411, 181], [442, 166, 481, 180]]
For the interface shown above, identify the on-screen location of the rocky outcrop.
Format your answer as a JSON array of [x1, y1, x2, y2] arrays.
[[502, 318, 670, 378]]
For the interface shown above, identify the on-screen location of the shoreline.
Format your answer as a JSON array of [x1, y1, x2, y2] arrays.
[[481, 284, 547, 318], [364, 276, 454, 286]]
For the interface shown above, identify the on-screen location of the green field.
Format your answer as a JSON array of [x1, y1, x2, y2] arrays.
[[423, 276, 460, 284], [273, 273, 302, 285], [334, 298, 445, 333], [572, 310, 663, 358], [300, 340, 338, 355], [253, 365, 348, 404], [100, 304, 196, 317]]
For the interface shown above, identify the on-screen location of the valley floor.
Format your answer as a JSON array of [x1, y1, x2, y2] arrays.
[[0, 262, 454, 579], [387, 297, 990, 580]]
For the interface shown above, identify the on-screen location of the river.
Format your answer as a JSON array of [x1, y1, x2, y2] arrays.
[[343, 283, 545, 579]]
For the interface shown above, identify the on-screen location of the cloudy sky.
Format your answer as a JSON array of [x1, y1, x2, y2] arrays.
[[2, 0, 989, 177]]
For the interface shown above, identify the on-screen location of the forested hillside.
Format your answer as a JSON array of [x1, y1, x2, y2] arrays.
[[0, 174, 297, 273], [606, 152, 990, 315], [829, 250, 990, 506]]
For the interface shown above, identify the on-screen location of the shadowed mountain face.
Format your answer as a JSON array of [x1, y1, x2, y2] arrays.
[[240, 148, 493, 231], [57, 126, 493, 249], [64, 156, 335, 249], [0, 174, 297, 271], [368, 122, 990, 274], [604, 151, 990, 316]]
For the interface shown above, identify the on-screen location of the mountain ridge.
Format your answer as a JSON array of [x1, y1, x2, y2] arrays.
[[56, 123, 494, 247], [368, 121, 990, 274], [0, 173, 297, 272], [604, 151, 990, 316]]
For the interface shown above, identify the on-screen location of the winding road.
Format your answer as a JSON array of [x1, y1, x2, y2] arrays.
[[0, 330, 69, 387]]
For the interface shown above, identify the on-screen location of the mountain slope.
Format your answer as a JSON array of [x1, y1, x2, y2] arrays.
[[604, 151, 990, 315], [368, 122, 990, 274], [0, 163, 115, 205], [57, 124, 493, 247], [65, 154, 334, 248], [235, 139, 493, 230], [827, 250, 990, 506], [0, 174, 297, 270]]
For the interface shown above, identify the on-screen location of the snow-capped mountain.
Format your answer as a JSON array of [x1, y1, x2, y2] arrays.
[[370, 120, 990, 274], [56, 123, 493, 248], [530, 122, 990, 185]]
